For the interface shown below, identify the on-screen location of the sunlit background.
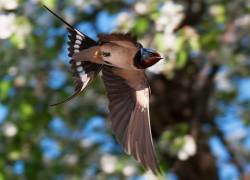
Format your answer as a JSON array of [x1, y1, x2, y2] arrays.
[[0, 0, 250, 180]]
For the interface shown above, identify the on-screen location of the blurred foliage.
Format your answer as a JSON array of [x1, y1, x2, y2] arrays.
[[0, 0, 250, 180]]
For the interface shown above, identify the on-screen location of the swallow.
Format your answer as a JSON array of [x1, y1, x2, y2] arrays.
[[44, 5, 163, 175]]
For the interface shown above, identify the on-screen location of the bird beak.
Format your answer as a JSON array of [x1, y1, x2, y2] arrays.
[[153, 52, 163, 60]]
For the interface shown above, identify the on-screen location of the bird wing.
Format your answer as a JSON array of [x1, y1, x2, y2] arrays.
[[44, 6, 103, 106], [97, 33, 141, 69], [98, 33, 137, 47], [101, 65, 160, 175]]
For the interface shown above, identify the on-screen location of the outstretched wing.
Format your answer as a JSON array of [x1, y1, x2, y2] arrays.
[[44, 6, 103, 106], [98, 33, 143, 50], [101, 65, 160, 175], [98, 33, 137, 45], [97, 33, 142, 69]]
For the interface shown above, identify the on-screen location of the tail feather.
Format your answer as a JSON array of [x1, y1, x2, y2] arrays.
[[43, 5, 74, 29], [44, 5, 103, 106]]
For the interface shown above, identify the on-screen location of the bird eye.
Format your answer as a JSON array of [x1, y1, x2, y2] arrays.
[[149, 52, 154, 57]]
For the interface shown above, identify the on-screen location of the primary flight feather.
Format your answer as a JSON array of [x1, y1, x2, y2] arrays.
[[44, 5, 163, 175]]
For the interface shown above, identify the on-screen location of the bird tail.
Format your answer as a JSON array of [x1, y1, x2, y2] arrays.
[[44, 5, 103, 106], [43, 5, 98, 56]]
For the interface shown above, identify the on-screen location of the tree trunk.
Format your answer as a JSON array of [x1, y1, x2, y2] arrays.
[[149, 61, 219, 180]]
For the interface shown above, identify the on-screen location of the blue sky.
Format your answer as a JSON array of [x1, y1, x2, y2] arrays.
[[0, 102, 8, 124]]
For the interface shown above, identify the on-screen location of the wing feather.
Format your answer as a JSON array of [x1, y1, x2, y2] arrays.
[[101, 65, 161, 175], [98, 33, 137, 45]]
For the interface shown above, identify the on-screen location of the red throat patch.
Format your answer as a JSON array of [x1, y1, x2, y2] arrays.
[[144, 57, 161, 67], [154, 52, 161, 57]]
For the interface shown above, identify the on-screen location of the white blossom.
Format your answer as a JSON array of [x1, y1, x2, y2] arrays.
[[80, 138, 93, 148], [63, 154, 78, 165], [164, 33, 177, 50], [116, 12, 135, 29], [161, 1, 184, 15], [215, 72, 234, 92], [3, 122, 18, 137], [182, 135, 197, 156], [8, 66, 18, 76], [155, 1, 184, 33], [178, 150, 189, 161], [143, 171, 158, 180], [134, 2, 149, 15], [0, 13, 16, 39], [177, 135, 197, 161], [123, 163, 137, 176], [155, 16, 169, 31], [235, 14, 250, 27], [0, 0, 18, 10], [14, 75, 26, 88], [100, 154, 118, 174]]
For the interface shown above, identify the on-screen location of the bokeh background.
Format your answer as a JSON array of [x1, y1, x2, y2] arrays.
[[1, 0, 250, 179]]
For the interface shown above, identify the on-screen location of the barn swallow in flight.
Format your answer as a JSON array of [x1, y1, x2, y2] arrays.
[[44, 5, 162, 175]]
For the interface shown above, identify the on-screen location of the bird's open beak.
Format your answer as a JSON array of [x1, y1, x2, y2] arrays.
[[155, 57, 163, 60]]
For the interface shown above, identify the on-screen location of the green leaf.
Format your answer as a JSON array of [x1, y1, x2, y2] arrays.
[[200, 29, 219, 51], [215, 5, 226, 15], [0, 172, 5, 180], [150, 11, 161, 20], [20, 102, 34, 120], [215, 15, 226, 23], [155, 33, 166, 51], [175, 36, 185, 51], [0, 81, 11, 102], [176, 51, 188, 69], [189, 38, 200, 51], [133, 18, 148, 34], [8, 151, 21, 161], [41, 0, 56, 8], [10, 33, 26, 49]]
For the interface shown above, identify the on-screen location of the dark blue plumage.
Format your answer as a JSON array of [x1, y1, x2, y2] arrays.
[[134, 48, 162, 69]]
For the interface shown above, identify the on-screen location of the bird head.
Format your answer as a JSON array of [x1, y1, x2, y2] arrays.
[[134, 48, 163, 69]]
